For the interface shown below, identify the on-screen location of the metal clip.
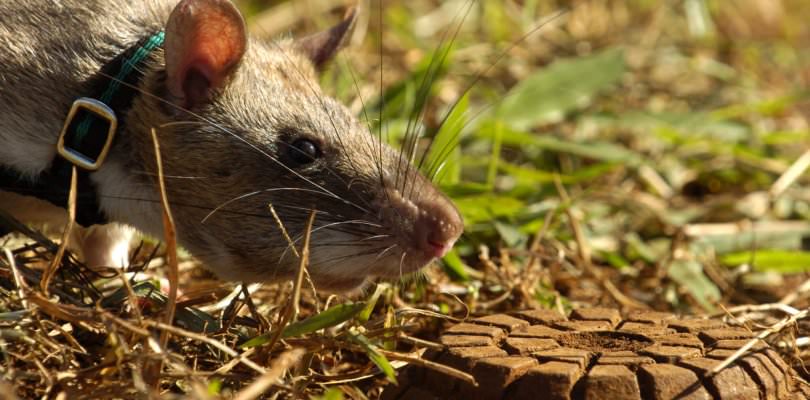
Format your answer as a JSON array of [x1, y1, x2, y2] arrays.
[[57, 98, 118, 171]]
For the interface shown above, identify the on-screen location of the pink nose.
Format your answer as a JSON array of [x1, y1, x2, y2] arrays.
[[413, 198, 463, 259]]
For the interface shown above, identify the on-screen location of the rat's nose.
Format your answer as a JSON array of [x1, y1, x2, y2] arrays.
[[413, 195, 464, 259]]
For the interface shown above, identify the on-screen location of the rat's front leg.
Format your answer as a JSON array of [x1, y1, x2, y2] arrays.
[[0, 191, 133, 268]]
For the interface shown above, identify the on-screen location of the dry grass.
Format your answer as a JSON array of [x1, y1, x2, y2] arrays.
[[3, 207, 810, 398], [3, 0, 810, 398]]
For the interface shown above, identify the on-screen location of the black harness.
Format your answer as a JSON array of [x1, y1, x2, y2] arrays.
[[0, 32, 165, 227]]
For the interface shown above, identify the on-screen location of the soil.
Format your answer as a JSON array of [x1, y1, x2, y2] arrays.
[[382, 308, 808, 400]]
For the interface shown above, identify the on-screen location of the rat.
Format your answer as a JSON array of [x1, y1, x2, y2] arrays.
[[0, 0, 463, 292]]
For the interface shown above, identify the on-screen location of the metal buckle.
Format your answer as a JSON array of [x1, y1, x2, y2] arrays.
[[57, 98, 117, 171]]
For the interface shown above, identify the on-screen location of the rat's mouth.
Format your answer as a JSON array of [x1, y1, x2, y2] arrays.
[[426, 237, 457, 258]]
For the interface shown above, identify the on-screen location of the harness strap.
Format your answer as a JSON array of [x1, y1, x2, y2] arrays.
[[0, 32, 165, 227]]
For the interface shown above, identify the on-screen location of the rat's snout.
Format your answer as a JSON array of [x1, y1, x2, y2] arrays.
[[412, 193, 464, 260], [373, 168, 464, 274]]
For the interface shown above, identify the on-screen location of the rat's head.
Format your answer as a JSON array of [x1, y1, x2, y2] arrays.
[[128, 0, 463, 292]]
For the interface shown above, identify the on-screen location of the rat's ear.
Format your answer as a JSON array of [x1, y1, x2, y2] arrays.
[[294, 8, 358, 71], [165, 0, 247, 109]]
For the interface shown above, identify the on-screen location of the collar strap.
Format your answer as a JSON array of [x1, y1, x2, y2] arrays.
[[1, 32, 165, 227]]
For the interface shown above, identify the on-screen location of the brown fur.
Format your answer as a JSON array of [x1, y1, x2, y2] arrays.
[[0, 0, 463, 292]]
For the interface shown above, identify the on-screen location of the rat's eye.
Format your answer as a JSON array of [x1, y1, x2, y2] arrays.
[[288, 138, 321, 165]]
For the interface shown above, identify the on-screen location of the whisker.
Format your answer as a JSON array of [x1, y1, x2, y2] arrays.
[[398, 251, 407, 281], [374, 244, 398, 261], [308, 247, 391, 270], [158, 120, 209, 129], [201, 187, 345, 224], [377, 0, 385, 191], [277, 219, 384, 263], [359, 234, 391, 242], [97, 71, 365, 214], [342, 60, 379, 167]]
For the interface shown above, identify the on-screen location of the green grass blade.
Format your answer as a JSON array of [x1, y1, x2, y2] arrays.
[[240, 302, 366, 348], [497, 47, 626, 129], [349, 332, 397, 384]]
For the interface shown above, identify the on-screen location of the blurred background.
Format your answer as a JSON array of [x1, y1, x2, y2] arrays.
[[230, 0, 810, 313]]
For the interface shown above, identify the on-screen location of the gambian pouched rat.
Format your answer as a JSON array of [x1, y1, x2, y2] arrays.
[[0, 0, 463, 292]]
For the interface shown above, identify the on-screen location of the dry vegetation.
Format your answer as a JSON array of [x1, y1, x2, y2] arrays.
[[3, 0, 810, 398]]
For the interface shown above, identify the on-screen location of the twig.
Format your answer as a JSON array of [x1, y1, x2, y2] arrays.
[[269, 204, 299, 259], [683, 220, 810, 238], [638, 164, 674, 198], [477, 289, 515, 310], [378, 349, 476, 386], [770, 148, 810, 199], [264, 210, 317, 353], [117, 267, 145, 325], [709, 308, 809, 377], [40, 166, 77, 296], [711, 303, 800, 318], [394, 307, 465, 323], [39, 318, 87, 355], [396, 333, 445, 350], [241, 284, 270, 332], [213, 347, 257, 376], [292, 209, 317, 319], [144, 127, 180, 388], [109, 316, 268, 375], [151, 127, 179, 340], [285, 337, 478, 387], [788, 337, 810, 349], [232, 349, 305, 400], [553, 176, 647, 309], [198, 283, 262, 313], [527, 205, 558, 267], [4, 248, 30, 310], [315, 364, 389, 385]]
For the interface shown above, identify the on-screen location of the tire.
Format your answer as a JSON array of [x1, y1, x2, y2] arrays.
[[383, 308, 806, 400]]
